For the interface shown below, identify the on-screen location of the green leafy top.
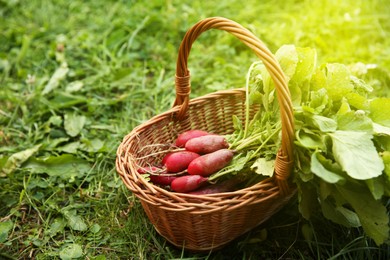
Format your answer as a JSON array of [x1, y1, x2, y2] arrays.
[[243, 44, 390, 245]]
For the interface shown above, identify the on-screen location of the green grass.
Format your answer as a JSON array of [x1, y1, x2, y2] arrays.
[[1, 0, 389, 259]]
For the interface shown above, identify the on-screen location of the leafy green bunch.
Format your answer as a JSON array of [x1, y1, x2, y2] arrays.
[[246, 45, 390, 245]]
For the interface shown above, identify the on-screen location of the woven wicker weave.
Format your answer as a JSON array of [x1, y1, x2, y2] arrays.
[[116, 17, 295, 251]]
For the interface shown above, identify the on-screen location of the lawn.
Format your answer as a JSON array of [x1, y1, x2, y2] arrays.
[[1, 0, 389, 259]]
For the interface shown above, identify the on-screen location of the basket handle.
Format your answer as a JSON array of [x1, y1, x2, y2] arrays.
[[174, 17, 295, 194]]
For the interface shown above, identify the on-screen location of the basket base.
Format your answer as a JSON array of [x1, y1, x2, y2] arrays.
[[143, 189, 297, 252]]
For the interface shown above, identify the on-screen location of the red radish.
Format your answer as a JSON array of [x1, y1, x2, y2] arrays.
[[185, 135, 229, 154], [150, 175, 177, 186], [163, 151, 200, 173], [188, 178, 238, 195], [170, 175, 208, 193], [175, 130, 210, 147], [137, 166, 177, 186], [187, 149, 234, 176], [161, 152, 173, 165]]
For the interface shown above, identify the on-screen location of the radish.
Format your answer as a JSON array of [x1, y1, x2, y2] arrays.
[[187, 149, 234, 176], [150, 175, 177, 186], [170, 175, 208, 193], [188, 178, 238, 195], [137, 166, 177, 185], [163, 151, 200, 173], [161, 152, 173, 165], [185, 135, 229, 154], [175, 130, 210, 147]]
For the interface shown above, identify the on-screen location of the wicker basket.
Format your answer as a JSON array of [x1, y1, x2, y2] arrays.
[[116, 17, 296, 251]]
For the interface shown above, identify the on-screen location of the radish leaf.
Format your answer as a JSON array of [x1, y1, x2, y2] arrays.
[[329, 131, 384, 180], [311, 152, 345, 184], [370, 98, 390, 127], [312, 115, 337, 132], [323, 63, 354, 101], [337, 184, 389, 246], [251, 158, 274, 177]]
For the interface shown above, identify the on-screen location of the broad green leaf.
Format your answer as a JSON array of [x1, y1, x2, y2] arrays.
[[336, 98, 351, 116], [335, 206, 361, 227], [312, 115, 337, 132], [275, 45, 315, 106], [373, 123, 390, 135], [288, 81, 302, 106], [346, 92, 369, 110], [250, 158, 274, 177], [309, 88, 329, 113], [48, 115, 63, 126], [275, 44, 298, 82], [292, 47, 317, 83], [56, 141, 80, 154], [1, 144, 41, 175], [311, 152, 345, 184], [320, 185, 361, 228], [370, 98, 390, 127], [321, 197, 360, 228], [89, 223, 101, 234], [0, 221, 13, 243], [329, 131, 384, 180], [80, 138, 105, 152], [64, 113, 86, 137], [301, 105, 316, 114], [42, 62, 69, 95], [68, 215, 88, 231], [350, 75, 373, 92], [59, 243, 83, 260], [45, 218, 67, 237], [24, 154, 91, 181], [45, 137, 69, 150], [310, 66, 327, 91], [296, 129, 324, 149], [337, 185, 389, 245], [324, 63, 354, 101], [365, 177, 384, 200], [337, 110, 373, 132], [62, 210, 88, 231]]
